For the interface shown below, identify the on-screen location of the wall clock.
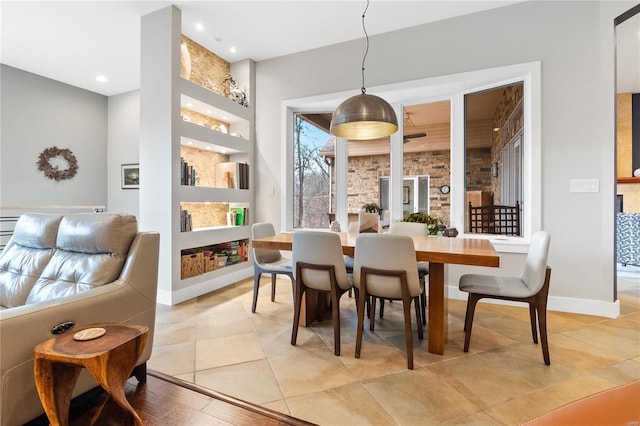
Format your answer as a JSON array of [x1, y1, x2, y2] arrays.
[[440, 185, 450, 194]]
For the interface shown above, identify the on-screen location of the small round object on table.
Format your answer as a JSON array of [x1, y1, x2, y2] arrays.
[[73, 327, 106, 341]]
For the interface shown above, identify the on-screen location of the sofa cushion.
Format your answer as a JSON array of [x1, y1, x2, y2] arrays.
[[26, 213, 138, 304], [0, 214, 63, 308]]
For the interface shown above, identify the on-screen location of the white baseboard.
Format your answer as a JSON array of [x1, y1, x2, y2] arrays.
[[157, 266, 253, 306], [446, 286, 620, 319]]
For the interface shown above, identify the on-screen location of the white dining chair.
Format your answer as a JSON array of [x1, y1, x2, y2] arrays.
[[291, 230, 352, 356], [459, 230, 552, 364], [388, 221, 429, 324], [251, 222, 293, 313], [353, 233, 424, 369]]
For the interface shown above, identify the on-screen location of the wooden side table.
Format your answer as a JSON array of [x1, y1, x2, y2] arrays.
[[34, 323, 148, 426]]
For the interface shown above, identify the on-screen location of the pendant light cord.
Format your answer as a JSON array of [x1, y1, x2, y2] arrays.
[[361, 0, 370, 95]]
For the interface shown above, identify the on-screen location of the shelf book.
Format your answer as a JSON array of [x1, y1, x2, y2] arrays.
[[180, 157, 197, 186], [180, 209, 192, 232]]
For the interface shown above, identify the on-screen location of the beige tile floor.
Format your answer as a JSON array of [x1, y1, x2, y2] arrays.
[[149, 274, 640, 425]]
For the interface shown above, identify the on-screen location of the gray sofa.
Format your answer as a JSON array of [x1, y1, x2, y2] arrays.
[[0, 212, 159, 426]]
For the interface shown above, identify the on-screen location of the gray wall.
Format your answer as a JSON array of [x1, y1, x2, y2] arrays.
[[1, 65, 107, 207], [107, 90, 140, 219], [254, 1, 635, 308]]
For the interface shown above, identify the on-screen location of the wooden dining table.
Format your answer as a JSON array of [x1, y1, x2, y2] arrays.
[[251, 232, 500, 355]]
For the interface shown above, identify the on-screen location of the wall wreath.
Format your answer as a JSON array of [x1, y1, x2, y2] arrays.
[[37, 146, 78, 181]]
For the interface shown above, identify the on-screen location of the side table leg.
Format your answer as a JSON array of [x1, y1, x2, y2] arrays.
[[34, 358, 82, 426], [87, 340, 145, 426]]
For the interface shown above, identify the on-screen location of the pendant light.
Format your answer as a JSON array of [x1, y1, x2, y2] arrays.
[[330, 0, 398, 140]]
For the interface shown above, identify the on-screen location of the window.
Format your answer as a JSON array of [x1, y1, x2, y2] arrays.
[[293, 114, 331, 228], [464, 82, 524, 237], [284, 62, 540, 247]]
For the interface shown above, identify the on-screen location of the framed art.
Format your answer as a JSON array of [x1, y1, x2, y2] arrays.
[[403, 186, 410, 204], [121, 164, 140, 189]]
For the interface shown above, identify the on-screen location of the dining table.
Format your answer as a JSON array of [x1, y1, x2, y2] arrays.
[[251, 231, 500, 355]]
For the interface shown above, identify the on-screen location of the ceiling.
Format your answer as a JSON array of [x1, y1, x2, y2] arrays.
[[1, 0, 523, 96], [1, 1, 636, 97]]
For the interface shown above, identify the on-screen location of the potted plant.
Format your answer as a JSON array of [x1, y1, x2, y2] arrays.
[[362, 203, 383, 216], [403, 212, 444, 235]]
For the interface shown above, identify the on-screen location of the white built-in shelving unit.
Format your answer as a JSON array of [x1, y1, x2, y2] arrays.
[[140, 6, 254, 305]]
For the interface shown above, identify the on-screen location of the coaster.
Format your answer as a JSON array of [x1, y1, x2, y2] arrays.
[[73, 327, 106, 341]]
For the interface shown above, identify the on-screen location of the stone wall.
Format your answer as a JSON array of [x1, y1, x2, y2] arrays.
[[180, 145, 229, 188], [491, 83, 524, 201], [181, 202, 229, 228], [335, 150, 454, 225], [181, 35, 230, 96]]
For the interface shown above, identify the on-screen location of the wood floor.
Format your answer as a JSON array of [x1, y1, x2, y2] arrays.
[[25, 369, 315, 426]]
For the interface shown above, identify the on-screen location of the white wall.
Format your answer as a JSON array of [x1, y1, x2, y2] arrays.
[[253, 1, 636, 315], [0, 64, 107, 207], [107, 90, 140, 219]]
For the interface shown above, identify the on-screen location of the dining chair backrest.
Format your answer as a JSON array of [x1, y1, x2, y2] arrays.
[[292, 231, 351, 291], [251, 222, 282, 264], [388, 221, 428, 237], [353, 234, 422, 299], [347, 221, 359, 235], [348, 220, 382, 235], [520, 230, 551, 294], [358, 212, 379, 233]]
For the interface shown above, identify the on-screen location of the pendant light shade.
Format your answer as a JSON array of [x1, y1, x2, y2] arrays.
[[329, 0, 398, 141], [330, 93, 398, 140]]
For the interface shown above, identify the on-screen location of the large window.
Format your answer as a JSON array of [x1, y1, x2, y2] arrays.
[[284, 62, 540, 247], [464, 82, 524, 237], [293, 114, 330, 228]]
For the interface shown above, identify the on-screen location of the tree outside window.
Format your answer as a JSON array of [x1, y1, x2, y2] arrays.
[[293, 114, 330, 228]]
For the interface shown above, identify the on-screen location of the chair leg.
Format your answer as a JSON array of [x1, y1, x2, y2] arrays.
[[380, 298, 385, 318], [270, 273, 277, 302], [369, 297, 377, 331], [529, 303, 539, 344], [251, 270, 261, 313], [291, 280, 304, 346], [414, 296, 423, 340], [331, 289, 342, 356], [401, 294, 414, 370], [420, 288, 427, 325], [537, 296, 551, 365], [463, 294, 481, 352], [355, 287, 367, 359]]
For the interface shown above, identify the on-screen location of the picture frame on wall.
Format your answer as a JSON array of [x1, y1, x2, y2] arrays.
[[403, 186, 410, 204], [121, 164, 140, 189]]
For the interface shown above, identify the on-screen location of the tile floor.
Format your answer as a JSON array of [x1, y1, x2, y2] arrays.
[[149, 274, 640, 425]]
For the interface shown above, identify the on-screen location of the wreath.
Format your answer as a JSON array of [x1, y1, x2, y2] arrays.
[[37, 146, 78, 181]]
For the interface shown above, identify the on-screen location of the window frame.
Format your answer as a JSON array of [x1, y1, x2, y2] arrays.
[[282, 62, 541, 252]]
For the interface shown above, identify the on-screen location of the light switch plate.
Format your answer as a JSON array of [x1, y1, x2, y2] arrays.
[[570, 178, 599, 193]]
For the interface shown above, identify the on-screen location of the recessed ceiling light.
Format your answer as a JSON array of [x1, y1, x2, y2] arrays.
[[186, 102, 193, 107], [230, 46, 237, 53], [195, 22, 204, 31], [96, 75, 108, 83], [187, 141, 193, 145], [493, 127, 500, 132], [206, 110, 212, 114]]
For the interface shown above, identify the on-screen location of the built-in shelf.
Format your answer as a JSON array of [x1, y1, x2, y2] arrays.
[[617, 177, 640, 184]]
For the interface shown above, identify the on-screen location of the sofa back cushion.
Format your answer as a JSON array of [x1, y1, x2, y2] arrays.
[[26, 213, 138, 304], [0, 213, 63, 308]]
